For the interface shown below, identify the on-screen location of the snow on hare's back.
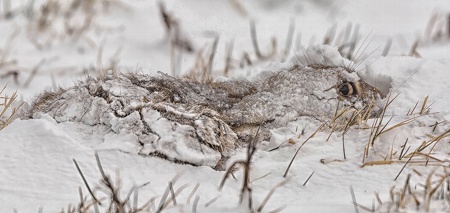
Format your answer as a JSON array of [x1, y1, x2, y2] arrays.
[[24, 45, 387, 170]]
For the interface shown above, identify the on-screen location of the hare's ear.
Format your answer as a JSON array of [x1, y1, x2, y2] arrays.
[[357, 70, 392, 98]]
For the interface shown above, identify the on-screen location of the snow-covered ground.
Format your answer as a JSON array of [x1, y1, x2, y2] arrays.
[[2, 0, 450, 212]]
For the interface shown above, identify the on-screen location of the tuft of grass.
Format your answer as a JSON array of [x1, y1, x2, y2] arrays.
[[361, 95, 447, 170], [72, 153, 157, 213], [420, 128, 450, 165], [0, 85, 21, 130], [185, 37, 219, 82], [219, 127, 260, 211], [69, 149, 289, 213], [219, 127, 288, 212], [373, 167, 450, 212], [367, 93, 398, 146]]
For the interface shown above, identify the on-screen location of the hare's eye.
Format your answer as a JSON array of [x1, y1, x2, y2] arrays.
[[338, 82, 355, 96]]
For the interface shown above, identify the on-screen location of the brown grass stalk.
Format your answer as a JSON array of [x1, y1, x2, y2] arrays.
[[0, 86, 21, 130], [228, 0, 248, 17], [73, 159, 102, 205], [186, 183, 200, 204], [281, 19, 295, 62], [250, 20, 277, 60], [350, 186, 360, 213], [204, 195, 221, 208], [219, 127, 260, 211], [223, 40, 234, 77], [284, 123, 324, 177], [257, 178, 290, 212]]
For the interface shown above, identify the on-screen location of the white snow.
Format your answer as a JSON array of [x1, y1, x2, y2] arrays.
[[1, 0, 450, 212]]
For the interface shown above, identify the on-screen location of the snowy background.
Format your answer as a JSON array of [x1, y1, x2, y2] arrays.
[[1, 0, 450, 212]]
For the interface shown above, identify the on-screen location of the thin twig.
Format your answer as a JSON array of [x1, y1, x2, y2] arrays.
[[23, 59, 46, 88], [250, 20, 262, 58], [204, 195, 221, 207], [204, 36, 219, 80], [282, 18, 295, 62], [382, 38, 392, 56], [169, 182, 177, 206], [284, 124, 324, 177], [350, 186, 360, 213], [187, 183, 200, 204], [303, 171, 314, 186], [192, 195, 200, 213], [73, 159, 101, 205], [398, 138, 409, 160], [257, 178, 290, 212], [224, 40, 234, 77], [156, 183, 170, 213], [394, 151, 416, 181]]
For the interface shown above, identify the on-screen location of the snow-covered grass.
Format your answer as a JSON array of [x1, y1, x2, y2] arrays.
[[2, 0, 450, 212]]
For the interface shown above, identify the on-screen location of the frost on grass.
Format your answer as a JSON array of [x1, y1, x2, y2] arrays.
[[24, 45, 389, 169]]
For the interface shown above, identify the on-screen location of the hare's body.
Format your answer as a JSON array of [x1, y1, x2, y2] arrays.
[[25, 62, 384, 169]]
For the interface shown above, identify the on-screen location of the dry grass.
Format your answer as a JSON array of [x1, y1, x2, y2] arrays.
[[219, 128, 288, 213], [158, 1, 194, 77], [183, 14, 298, 81], [0, 27, 20, 85], [185, 37, 219, 82], [0, 0, 129, 88], [66, 141, 290, 213], [4, 2, 450, 212], [360, 95, 448, 171], [71, 153, 195, 213], [0, 85, 21, 130], [227, 0, 248, 17], [404, 11, 450, 58], [283, 123, 325, 178], [219, 128, 260, 211], [359, 166, 450, 212], [25, 0, 130, 50]]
